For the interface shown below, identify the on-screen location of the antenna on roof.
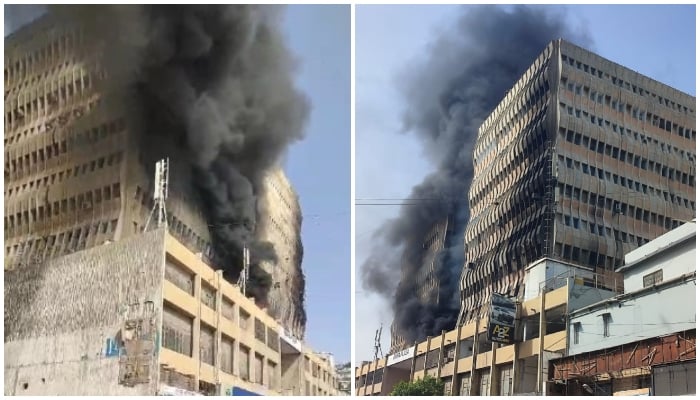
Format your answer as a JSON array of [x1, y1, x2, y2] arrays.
[[144, 158, 169, 232], [373, 324, 384, 360]]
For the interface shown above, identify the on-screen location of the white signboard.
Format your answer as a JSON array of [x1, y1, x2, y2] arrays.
[[387, 346, 415, 366], [279, 327, 302, 352], [159, 384, 201, 396]]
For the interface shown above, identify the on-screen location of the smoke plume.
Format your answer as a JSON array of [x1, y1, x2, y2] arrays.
[[361, 5, 590, 346], [49, 5, 309, 303]]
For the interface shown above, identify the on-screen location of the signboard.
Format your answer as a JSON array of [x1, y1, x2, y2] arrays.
[[228, 387, 262, 396], [387, 346, 415, 366], [279, 327, 302, 352], [487, 293, 516, 344], [159, 385, 201, 396]]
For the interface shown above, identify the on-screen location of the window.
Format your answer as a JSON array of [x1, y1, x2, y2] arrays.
[[643, 269, 663, 288], [573, 322, 582, 344], [602, 313, 611, 337]]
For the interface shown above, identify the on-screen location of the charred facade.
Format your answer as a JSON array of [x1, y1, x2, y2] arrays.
[[389, 217, 451, 352], [4, 7, 308, 332], [458, 39, 696, 324]]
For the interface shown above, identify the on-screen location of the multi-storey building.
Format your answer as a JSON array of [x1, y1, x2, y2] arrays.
[[4, 12, 307, 335], [357, 257, 623, 396], [549, 220, 696, 396], [4, 13, 213, 272], [258, 167, 306, 339], [389, 217, 450, 353], [4, 229, 338, 396], [459, 39, 695, 324]]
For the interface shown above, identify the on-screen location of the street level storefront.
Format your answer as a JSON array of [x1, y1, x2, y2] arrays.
[[356, 258, 622, 396]]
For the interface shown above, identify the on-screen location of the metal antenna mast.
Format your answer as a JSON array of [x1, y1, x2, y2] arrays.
[[237, 245, 250, 297], [373, 325, 384, 360], [144, 158, 169, 232]]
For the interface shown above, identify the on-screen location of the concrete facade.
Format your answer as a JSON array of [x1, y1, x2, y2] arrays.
[[4, 229, 339, 396], [389, 217, 450, 353], [4, 11, 308, 347], [357, 257, 621, 396], [258, 167, 306, 340], [5, 229, 165, 395], [549, 221, 696, 395], [459, 39, 696, 324], [4, 13, 213, 273]]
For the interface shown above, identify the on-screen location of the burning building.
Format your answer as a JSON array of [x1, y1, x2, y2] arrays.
[[458, 38, 696, 324], [389, 217, 451, 352], [4, 5, 309, 312]]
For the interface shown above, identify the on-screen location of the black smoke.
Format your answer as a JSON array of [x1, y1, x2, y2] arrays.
[[48, 5, 309, 304], [361, 5, 590, 345]]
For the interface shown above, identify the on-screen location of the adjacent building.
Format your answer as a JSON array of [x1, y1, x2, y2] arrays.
[[549, 220, 696, 396], [357, 256, 623, 396], [459, 39, 696, 324], [390, 217, 450, 353], [357, 221, 696, 397], [4, 229, 339, 396], [258, 168, 306, 340]]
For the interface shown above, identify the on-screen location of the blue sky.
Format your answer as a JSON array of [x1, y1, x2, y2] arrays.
[[355, 4, 696, 362], [282, 5, 351, 363]]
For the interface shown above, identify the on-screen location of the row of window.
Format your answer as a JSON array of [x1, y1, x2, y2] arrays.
[[5, 182, 121, 232], [560, 80, 696, 143], [472, 116, 549, 214], [555, 242, 620, 270], [162, 307, 278, 388], [478, 47, 552, 153], [6, 151, 123, 197], [5, 218, 118, 266], [561, 53, 694, 115], [5, 96, 104, 146], [6, 114, 121, 185], [558, 124, 695, 189], [559, 213, 650, 246], [558, 181, 686, 230], [476, 71, 550, 164], [557, 154, 695, 211], [6, 70, 97, 129], [164, 258, 279, 355], [5, 28, 83, 87]]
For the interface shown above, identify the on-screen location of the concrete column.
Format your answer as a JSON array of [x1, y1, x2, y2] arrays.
[[488, 341, 498, 395], [450, 324, 462, 396], [424, 336, 432, 376], [511, 301, 522, 395], [536, 289, 546, 394], [214, 270, 223, 389], [193, 274, 202, 388], [436, 330, 446, 378], [469, 313, 481, 396], [408, 341, 418, 381]]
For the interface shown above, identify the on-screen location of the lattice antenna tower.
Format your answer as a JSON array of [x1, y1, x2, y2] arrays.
[[144, 158, 169, 232], [237, 245, 250, 297], [373, 325, 384, 360]]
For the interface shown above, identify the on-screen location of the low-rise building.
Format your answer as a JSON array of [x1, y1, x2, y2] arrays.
[[549, 220, 696, 396], [356, 257, 622, 396], [4, 228, 339, 396]]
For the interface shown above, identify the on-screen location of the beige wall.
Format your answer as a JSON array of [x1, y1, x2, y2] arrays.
[[257, 167, 305, 339]]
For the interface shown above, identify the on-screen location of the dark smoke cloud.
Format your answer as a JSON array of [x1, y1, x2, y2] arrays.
[[49, 5, 309, 304], [362, 5, 590, 346]]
